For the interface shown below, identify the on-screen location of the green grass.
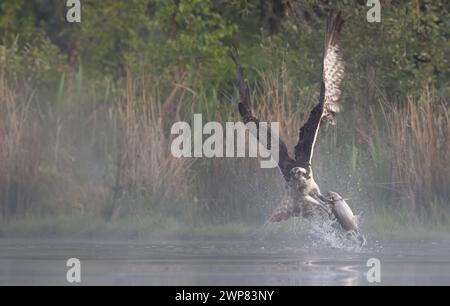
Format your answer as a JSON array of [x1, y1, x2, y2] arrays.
[[362, 206, 450, 241], [0, 213, 257, 240], [1, 209, 449, 241]]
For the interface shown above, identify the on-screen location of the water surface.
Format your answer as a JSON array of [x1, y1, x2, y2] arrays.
[[0, 239, 449, 285]]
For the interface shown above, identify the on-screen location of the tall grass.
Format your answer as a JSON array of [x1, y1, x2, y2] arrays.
[[0, 72, 41, 219], [383, 89, 449, 219], [111, 74, 193, 219], [0, 65, 448, 229]]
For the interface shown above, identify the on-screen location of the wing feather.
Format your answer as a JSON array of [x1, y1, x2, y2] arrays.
[[231, 52, 296, 180], [323, 12, 345, 125], [294, 13, 345, 165]]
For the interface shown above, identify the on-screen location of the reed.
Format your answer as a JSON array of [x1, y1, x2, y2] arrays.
[[0, 65, 448, 227], [111, 74, 194, 219], [383, 89, 449, 219], [0, 71, 41, 219]]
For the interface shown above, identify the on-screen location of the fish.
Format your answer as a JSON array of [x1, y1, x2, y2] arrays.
[[328, 191, 358, 231]]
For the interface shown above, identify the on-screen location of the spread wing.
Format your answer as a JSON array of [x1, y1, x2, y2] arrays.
[[231, 52, 296, 180], [322, 12, 345, 125], [294, 13, 345, 166]]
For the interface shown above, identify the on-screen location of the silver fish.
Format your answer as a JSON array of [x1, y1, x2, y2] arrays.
[[328, 191, 358, 231]]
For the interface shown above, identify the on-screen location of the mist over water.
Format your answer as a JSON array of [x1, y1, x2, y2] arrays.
[[1, 236, 449, 286], [0, 200, 448, 286]]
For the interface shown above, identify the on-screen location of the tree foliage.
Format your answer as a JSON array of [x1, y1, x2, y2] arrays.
[[0, 0, 448, 94]]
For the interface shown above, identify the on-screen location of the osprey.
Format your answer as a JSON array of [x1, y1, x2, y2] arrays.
[[231, 13, 358, 232]]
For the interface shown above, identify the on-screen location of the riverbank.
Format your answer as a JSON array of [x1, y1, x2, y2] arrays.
[[1, 212, 449, 241]]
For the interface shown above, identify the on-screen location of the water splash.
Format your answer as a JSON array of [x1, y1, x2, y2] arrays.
[[307, 216, 367, 252]]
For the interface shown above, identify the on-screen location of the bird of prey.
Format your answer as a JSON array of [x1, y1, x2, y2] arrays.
[[231, 13, 358, 231]]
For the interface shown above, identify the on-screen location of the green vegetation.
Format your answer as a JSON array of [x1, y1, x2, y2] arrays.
[[0, 1, 449, 239], [1, 211, 449, 241]]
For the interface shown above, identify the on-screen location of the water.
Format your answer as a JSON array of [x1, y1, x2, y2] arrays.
[[1, 238, 449, 285]]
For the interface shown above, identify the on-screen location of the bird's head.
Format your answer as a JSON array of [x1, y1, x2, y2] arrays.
[[290, 167, 311, 184]]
